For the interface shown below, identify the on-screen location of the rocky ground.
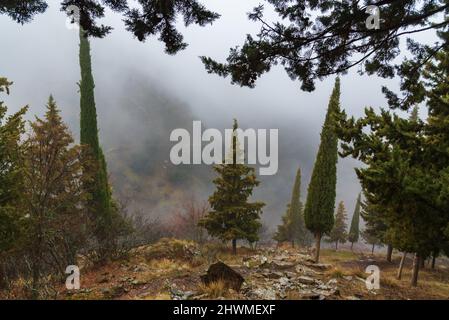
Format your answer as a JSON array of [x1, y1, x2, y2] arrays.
[[2, 238, 446, 300], [45, 238, 448, 300]]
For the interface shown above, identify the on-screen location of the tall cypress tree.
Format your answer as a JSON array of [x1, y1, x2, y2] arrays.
[[274, 167, 310, 247], [79, 29, 114, 254], [289, 167, 303, 247], [348, 193, 361, 250], [304, 78, 340, 262]]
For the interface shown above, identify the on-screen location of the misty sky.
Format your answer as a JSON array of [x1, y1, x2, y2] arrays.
[[0, 1, 436, 227]]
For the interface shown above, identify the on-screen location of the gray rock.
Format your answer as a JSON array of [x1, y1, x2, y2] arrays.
[[252, 288, 277, 300], [278, 277, 291, 287], [297, 276, 316, 285], [270, 261, 296, 270], [307, 263, 332, 270], [263, 271, 284, 279]]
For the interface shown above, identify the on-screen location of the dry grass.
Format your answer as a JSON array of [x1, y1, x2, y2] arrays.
[[140, 292, 171, 300], [325, 267, 345, 278], [320, 248, 449, 299], [380, 276, 400, 288], [148, 258, 179, 270], [198, 280, 228, 298]]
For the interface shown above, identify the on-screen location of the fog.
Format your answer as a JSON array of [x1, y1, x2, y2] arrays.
[[0, 1, 431, 229]]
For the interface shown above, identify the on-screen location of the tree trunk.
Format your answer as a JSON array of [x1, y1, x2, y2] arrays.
[[411, 253, 420, 287], [397, 252, 406, 280], [386, 244, 393, 262], [314, 232, 322, 263], [291, 240, 295, 248], [232, 239, 237, 255], [431, 254, 436, 270], [419, 256, 425, 269], [350, 242, 354, 251], [371, 243, 375, 254], [335, 240, 338, 251]]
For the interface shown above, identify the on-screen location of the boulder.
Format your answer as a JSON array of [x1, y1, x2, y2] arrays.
[[201, 262, 245, 292]]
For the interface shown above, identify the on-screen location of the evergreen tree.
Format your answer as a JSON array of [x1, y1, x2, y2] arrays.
[[362, 228, 383, 255], [361, 222, 383, 254], [327, 201, 348, 250], [273, 167, 311, 247], [79, 29, 117, 258], [0, 80, 27, 253], [199, 120, 264, 255], [273, 204, 291, 245], [348, 193, 361, 250], [304, 78, 340, 262], [289, 167, 305, 247], [338, 33, 449, 286], [22, 96, 92, 297], [360, 197, 388, 246]]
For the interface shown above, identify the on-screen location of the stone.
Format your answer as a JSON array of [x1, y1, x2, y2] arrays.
[[307, 263, 332, 270], [200, 262, 244, 292], [252, 288, 277, 300], [278, 277, 290, 287], [270, 261, 296, 270], [263, 271, 284, 279], [297, 276, 316, 285], [284, 271, 297, 279], [295, 265, 321, 276], [169, 285, 195, 300], [191, 293, 208, 300]]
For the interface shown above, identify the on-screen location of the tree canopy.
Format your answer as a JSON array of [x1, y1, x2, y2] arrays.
[[2, 0, 219, 53], [201, 1, 449, 91]]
